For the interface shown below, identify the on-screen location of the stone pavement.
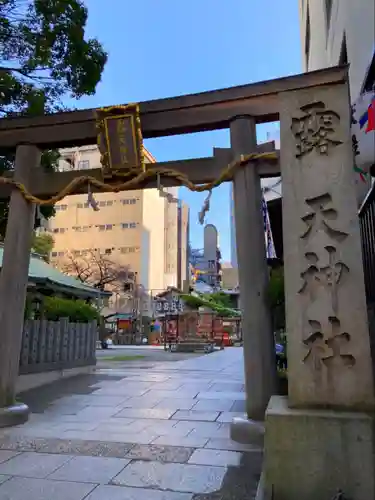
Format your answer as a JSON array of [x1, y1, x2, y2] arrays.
[[0, 347, 262, 499]]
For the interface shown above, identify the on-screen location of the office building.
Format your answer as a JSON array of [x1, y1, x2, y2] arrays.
[[49, 146, 189, 315], [190, 224, 222, 291]]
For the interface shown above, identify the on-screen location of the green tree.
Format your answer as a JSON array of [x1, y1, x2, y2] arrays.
[[0, 0, 107, 237], [31, 232, 54, 261]]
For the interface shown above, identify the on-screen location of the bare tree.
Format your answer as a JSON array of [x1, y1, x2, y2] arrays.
[[61, 251, 133, 292]]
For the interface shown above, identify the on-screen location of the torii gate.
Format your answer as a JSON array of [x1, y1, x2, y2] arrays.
[[0, 65, 373, 499]]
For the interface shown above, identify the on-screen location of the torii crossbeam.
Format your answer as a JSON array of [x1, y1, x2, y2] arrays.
[[0, 65, 348, 428]]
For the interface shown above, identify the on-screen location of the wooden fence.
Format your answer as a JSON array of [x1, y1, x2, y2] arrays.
[[19, 318, 97, 375]]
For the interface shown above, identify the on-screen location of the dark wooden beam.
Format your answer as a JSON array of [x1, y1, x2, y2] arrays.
[[0, 66, 347, 151], [0, 153, 281, 199]]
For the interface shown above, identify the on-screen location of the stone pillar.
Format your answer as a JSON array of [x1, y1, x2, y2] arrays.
[[0, 145, 40, 427], [264, 79, 375, 499], [230, 116, 276, 421]]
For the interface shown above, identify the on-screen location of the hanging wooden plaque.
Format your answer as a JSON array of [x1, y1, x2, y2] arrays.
[[96, 104, 143, 178]]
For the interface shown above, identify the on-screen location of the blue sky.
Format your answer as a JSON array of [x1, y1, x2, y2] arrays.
[[76, 0, 302, 261]]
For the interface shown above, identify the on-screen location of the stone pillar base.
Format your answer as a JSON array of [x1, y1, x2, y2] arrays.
[[264, 396, 375, 500], [0, 403, 29, 428]]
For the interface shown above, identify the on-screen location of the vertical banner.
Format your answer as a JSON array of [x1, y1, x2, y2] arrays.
[[262, 195, 277, 259]]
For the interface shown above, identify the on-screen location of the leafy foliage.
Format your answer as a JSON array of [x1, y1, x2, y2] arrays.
[[180, 292, 240, 317], [0, 0, 107, 236], [266, 266, 284, 310], [31, 232, 54, 261], [42, 296, 100, 322]]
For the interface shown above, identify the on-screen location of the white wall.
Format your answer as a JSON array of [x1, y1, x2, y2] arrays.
[[300, 0, 375, 100], [300, 0, 375, 203]]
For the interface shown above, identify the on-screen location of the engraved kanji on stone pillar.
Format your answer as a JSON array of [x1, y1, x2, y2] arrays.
[[280, 82, 374, 410]]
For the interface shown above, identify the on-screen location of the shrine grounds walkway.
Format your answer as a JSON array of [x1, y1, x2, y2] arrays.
[[0, 347, 262, 499]]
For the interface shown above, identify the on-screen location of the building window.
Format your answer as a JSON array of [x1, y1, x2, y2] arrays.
[[55, 204, 68, 211], [325, 0, 333, 30], [98, 224, 113, 231], [121, 222, 136, 229], [52, 228, 66, 234], [78, 160, 90, 170], [305, 4, 310, 62], [105, 248, 112, 255], [52, 251, 65, 258], [98, 200, 114, 207], [120, 246, 139, 254], [121, 198, 137, 205], [51, 252, 58, 257]]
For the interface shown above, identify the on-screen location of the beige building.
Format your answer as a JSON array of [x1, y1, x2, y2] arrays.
[[49, 146, 189, 315]]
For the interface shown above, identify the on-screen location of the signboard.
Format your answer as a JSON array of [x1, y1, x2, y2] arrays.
[[154, 296, 184, 316], [96, 104, 143, 178]]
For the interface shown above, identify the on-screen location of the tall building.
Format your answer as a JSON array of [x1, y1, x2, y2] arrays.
[[49, 146, 189, 315], [190, 224, 222, 291], [299, 0, 375, 202]]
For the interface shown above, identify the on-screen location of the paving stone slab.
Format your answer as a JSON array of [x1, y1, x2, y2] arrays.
[[197, 392, 246, 401], [126, 444, 194, 463], [92, 388, 149, 397], [216, 412, 247, 423], [204, 438, 262, 453], [74, 406, 120, 420], [153, 399, 198, 411], [0, 450, 19, 464], [171, 410, 220, 422], [48, 455, 130, 483], [62, 430, 159, 445], [189, 426, 230, 439], [191, 447, 262, 500], [151, 435, 209, 448], [173, 421, 221, 435], [229, 400, 247, 412], [0, 451, 71, 478], [0, 476, 10, 485], [38, 439, 135, 458], [209, 383, 245, 392], [145, 390, 199, 399], [188, 449, 242, 467], [111, 460, 227, 494], [0, 436, 48, 452], [119, 397, 162, 409], [0, 477, 96, 500], [114, 408, 176, 420], [74, 395, 129, 407], [192, 400, 235, 412], [85, 484, 193, 500]]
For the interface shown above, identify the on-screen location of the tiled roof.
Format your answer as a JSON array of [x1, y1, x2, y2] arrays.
[[0, 246, 110, 299]]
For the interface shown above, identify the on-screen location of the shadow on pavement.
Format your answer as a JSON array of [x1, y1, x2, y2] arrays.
[[192, 451, 263, 500], [18, 374, 124, 413]]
